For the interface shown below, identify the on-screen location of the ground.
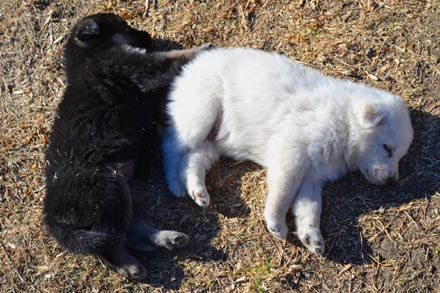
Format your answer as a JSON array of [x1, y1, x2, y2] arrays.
[[0, 0, 439, 292]]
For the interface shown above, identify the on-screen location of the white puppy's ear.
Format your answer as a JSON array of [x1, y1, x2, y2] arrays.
[[356, 101, 385, 129]]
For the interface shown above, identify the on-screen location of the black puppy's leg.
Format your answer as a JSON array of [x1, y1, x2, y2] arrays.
[[125, 232, 156, 252], [127, 221, 189, 251], [97, 161, 152, 278], [99, 245, 147, 280]]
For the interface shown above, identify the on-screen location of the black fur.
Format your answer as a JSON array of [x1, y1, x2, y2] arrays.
[[43, 13, 204, 279]]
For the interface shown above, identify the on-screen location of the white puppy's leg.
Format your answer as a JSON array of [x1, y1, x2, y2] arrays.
[[165, 72, 222, 200], [264, 142, 306, 240], [162, 126, 186, 197], [291, 179, 324, 255], [183, 142, 219, 208]]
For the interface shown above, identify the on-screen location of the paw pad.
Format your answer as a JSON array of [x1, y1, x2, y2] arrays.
[[304, 234, 311, 245], [298, 227, 325, 255]]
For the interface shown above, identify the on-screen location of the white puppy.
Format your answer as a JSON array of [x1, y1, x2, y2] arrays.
[[162, 48, 413, 254]]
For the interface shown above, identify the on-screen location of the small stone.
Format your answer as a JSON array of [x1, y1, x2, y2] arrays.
[[366, 48, 375, 58]]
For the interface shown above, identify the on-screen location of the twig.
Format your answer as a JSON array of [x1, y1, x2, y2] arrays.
[[0, 243, 25, 284]]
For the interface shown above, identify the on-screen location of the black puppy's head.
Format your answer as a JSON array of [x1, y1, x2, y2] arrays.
[[70, 13, 152, 51]]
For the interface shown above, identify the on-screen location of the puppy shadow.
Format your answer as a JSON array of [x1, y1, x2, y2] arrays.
[[127, 157, 251, 288], [320, 108, 440, 264], [127, 166, 223, 289], [206, 158, 253, 219], [126, 160, 248, 286]]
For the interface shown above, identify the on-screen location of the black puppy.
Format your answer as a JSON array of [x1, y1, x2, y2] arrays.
[[43, 13, 209, 279]]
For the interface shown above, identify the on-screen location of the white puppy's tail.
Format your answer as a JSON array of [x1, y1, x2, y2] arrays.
[[166, 59, 223, 149]]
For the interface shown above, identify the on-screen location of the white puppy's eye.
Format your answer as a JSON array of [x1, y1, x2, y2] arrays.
[[383, 144, 393, 157]]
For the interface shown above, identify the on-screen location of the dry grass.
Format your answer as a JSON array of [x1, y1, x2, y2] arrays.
[[1, 0, 439, 292]]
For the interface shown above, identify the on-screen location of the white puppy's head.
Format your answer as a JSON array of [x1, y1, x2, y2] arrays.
[[348, 88, 413, 186]]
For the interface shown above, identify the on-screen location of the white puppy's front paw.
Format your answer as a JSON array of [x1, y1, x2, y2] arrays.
[[297, 227, 325, 255], [264, 213, 288, 240], [189, 189, 210, 208]]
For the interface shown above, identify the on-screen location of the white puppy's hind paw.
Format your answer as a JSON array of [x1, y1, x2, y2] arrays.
[[298, 227, 325, 255]]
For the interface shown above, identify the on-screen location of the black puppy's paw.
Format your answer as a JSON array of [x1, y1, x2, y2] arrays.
[[116, 263, 147, 280], [156, 230, 189, 251]]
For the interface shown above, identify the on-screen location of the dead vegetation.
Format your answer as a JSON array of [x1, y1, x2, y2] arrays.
[[1, 0, 439, 292]]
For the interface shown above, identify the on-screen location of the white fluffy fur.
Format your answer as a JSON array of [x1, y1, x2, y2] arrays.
[[162, 47, 413, 254]]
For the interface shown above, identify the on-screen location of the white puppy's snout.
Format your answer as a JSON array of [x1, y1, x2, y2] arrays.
[[363, 166, 399, 186], [378, 170, 399, 186]]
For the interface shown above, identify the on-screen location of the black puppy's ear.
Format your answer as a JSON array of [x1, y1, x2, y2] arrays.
[[76, 18, 100, 41]]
